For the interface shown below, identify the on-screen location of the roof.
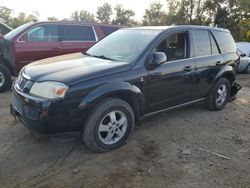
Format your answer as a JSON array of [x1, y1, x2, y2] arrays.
[[127, 25, 229, 32], [32, 21, 125, 28]]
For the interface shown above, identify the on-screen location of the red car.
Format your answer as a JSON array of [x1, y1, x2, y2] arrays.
[[0, 21, 123, 92]]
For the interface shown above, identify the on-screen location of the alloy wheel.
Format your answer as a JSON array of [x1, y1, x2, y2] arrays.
[[216, 84, 227, 106], [98, 110, 128, 145], [0, 71, 5, 87]]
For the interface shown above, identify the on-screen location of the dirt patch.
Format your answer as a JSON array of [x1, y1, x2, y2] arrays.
[[0, 74, 250, 188]]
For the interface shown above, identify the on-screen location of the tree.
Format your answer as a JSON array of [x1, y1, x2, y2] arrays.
[[71, 10, 95, 22], [238, 18, 250, 41], [0, 6, 13, 26], [47, 17, 58, 21], [112, 5, 136, 26], [11, 13, 36, 28], [143, 2, 166, 26], [96, 3, 112, 24]]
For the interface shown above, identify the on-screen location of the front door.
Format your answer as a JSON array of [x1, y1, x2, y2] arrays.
[[146, 31, 195, 113], [15, 24, 64, 72]]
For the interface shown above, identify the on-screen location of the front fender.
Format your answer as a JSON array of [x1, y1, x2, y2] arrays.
[[79, 81, 146, 113]]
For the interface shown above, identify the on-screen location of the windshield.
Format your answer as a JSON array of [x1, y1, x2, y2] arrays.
[[4, 22, 33, 40], [86, 29, 160, 62]]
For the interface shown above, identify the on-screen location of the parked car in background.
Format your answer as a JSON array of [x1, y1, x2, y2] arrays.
[[0, 21, 124, 92], [236, 42, 250, 57], [0, 20, 12, 35], [237, 48, 250, 74], [11, 25, 241, 152]]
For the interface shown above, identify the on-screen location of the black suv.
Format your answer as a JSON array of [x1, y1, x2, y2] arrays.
[[10, 25, 241, 152]]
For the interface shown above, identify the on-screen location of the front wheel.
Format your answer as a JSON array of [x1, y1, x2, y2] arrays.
[[0, 64, 11, 93], [205, 78, 231, 111], [82, 97, 135, 152]]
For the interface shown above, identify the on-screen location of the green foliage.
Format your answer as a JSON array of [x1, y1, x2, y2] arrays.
[[0, 6, 13, 24], [47, 17, 58, 21], [0, 6, 36, 28], [238, 18, 250, 42], [11, 13, 36, 28], [71, 10, 96, 22], [143, 2, 166, 26], [96, 3, 112, 24], [112, 5, 137, 26]]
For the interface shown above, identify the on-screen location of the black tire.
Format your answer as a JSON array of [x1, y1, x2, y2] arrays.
[[82, 97, 135, 152], [0, 64, 11, 93], [205, 78, 231, 111]]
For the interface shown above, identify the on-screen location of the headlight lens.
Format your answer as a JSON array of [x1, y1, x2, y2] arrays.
[[30, 81, 69, 99]]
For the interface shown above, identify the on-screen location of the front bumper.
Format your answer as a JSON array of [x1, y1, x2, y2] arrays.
[[10, 88, 84, 134]]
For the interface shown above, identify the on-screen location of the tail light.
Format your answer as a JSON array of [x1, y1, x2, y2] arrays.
[[236, 52, 240, 70]]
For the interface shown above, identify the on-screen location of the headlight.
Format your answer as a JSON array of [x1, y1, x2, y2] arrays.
[[30, 81, 69, 99]]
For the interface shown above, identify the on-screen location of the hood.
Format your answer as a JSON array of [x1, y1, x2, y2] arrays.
[[24, 53, 130, 86]]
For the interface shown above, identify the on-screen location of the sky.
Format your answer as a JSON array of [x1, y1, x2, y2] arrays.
[[0, 0, 167, 21]]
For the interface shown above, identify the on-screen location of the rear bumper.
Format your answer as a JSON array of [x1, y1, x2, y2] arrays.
[[229, 82, 242, 101], [10, 88, 84, 134]]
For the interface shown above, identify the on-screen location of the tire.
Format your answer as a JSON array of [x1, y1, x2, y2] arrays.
[[205, 78, 231, 111], [0, 64, 11, 93], [82, 97, 135, 152]]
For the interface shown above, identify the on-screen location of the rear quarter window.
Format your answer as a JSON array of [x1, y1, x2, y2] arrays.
[[60, 25, 96, 41], [100, 26, 120, 36], [211, 31, 236, 53]]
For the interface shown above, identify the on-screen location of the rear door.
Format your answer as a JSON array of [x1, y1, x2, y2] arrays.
[[15, 24, 63, 72], [59, 24, 97, 54], [190, 29, 224, 100]]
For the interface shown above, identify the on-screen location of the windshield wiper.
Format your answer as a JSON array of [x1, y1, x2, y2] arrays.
[[93, 55, 118, 61], [84, 52, 117, 61]]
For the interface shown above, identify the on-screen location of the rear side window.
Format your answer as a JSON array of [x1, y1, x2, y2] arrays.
[[210, 33, 219, 54], [27, 25, 59, 42], [212, 31, 236, 53], [60, 25, 96, 41], [100, 26, 119, 36], [193, 30, 211, 56]]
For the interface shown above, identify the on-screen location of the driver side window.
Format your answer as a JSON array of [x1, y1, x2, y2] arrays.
[[156, 32, 188, 61], [27, 25, 59, 42]]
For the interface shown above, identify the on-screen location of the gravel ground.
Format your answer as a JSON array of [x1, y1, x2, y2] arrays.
[[0, 74, 250, 188]]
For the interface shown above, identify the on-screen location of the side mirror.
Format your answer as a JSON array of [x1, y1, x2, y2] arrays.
[[151, 52, 167, 65], [240, 53, 246, 57]]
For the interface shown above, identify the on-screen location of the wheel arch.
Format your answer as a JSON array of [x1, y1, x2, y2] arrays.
[[215, 65, 235, 85], [78, 81, 146, 122]]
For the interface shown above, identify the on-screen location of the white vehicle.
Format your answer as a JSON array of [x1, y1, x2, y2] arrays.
[[237, 48, 250, 74]]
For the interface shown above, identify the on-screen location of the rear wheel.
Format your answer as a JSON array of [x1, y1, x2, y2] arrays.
[[0, 64, 11, 93], [82, 97, 135, 152], [205, 78, 231, 111]]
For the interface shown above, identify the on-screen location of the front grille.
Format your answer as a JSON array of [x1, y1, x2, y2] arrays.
[[12, 92, 24, 115], [12, 92, 40, 120], [16, 74, 33, 92], [18, 76, 28, 90]]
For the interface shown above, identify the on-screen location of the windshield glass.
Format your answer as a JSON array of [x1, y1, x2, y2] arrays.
[[5, 22, 33, 40], [86, 29, 160, 62]]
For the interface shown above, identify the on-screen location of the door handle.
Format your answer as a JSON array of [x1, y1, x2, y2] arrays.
[[183, 65, 193, 72]]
